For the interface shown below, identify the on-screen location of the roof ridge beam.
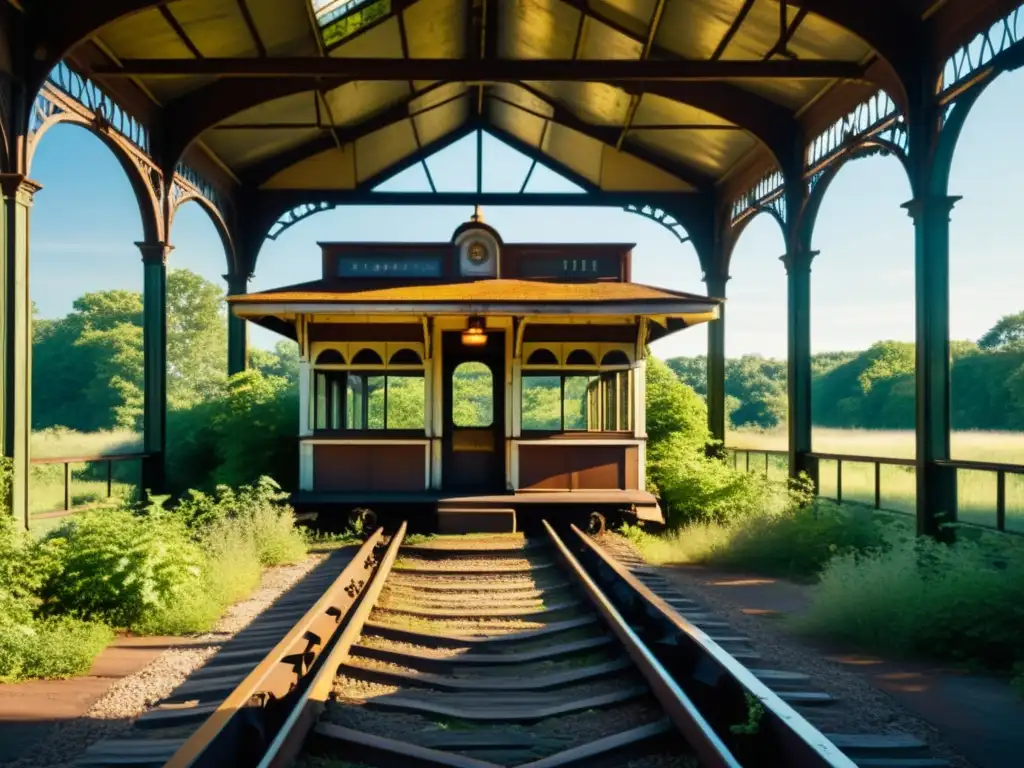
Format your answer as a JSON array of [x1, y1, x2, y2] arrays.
[[92, 57, 867, 80]]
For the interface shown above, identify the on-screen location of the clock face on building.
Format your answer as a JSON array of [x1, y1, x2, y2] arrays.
[[468, 241, 489, 264]]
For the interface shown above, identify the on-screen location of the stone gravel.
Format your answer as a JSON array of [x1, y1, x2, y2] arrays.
[[3, 553, 329, 768], [599, 531, 977, 768]]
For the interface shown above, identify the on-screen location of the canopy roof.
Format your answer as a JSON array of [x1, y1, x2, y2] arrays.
[[229, 277, 720, 314], [65, 0, 972, 198]]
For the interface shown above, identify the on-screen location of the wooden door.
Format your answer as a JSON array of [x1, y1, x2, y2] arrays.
[[442, 330, 505, 492]]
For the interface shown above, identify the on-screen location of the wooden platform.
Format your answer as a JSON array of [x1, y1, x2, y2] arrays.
[[294, 489, 661, 509]]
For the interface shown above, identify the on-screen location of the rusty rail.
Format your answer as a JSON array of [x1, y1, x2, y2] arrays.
[[163, 526, 395, 768], [30, 452, 148, 513], [542, 519, 742, 768], [569, 525, 858, 768]]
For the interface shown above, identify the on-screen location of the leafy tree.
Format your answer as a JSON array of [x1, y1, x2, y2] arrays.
[[249, 340, 300, 380], [979, 310, 1024, 351], [666, 356, 707, 396], [166, 269, 228, 407]]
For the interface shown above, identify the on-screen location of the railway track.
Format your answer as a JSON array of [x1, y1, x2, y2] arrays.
[[76, 522, 950, 768]]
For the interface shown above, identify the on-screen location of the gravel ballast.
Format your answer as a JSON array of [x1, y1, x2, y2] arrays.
[[599, 531, 977, 768], [4, 552, 330, 768]]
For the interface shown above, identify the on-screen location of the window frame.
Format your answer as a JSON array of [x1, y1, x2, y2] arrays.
[[312, 344, 427, 436], [520, 367, 634, 437]]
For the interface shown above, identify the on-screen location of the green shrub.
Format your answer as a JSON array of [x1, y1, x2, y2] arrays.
[[0, 617, 113, 682], [796, 531, 1024, 670], [37, 509, 205, 628], [171, 477, 306, 566]]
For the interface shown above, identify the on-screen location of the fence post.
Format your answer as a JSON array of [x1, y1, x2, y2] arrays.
[[745, 452, 750, 473], [765, 452, 769, 476], [836, 459, 843, 504], [996, 471, 1006, 532], [63, 462, 71, 511], [107, 460, 113, 498], [874, 462, 881, 509]]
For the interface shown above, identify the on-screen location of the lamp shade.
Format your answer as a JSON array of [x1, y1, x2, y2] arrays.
[[461, 316, 488, 347]]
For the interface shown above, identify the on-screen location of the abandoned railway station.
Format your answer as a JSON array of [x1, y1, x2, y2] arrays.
[[231, 210, 719, 529], [1, 0, 1023, 534]]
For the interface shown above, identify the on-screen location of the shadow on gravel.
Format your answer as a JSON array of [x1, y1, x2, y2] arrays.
[[0, 544, 361, 768]]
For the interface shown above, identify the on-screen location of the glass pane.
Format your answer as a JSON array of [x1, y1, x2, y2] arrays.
[[330, 378, 342, 430], [522, 376, 561, 430], [367, 375, 386, 429], [346, 374, 364, 430], [315, 373, 327, 430], [564, 376, 594, 431], [387, 376, 425, 429], [602, 373, 618, 430], [618, 371, 631, 431], [587, 377, 601, 430], [453, 362, 493, 427]]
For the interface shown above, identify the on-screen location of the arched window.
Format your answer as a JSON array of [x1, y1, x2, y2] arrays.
[[565, 349, 597, 366], [601, 350, 630, 366], [351, 348, 384, 365], [389, 348, 423, 365], [452, 362, 493, 427], [315, 349, 345, 364], [526, 348, 558, 366]]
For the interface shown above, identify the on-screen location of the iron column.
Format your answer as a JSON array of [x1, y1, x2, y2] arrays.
[[704, 273, 728, 444], [225, 272, 249, 375], [782, 246, 818, 487], [138, 241, 171, 495], [0, 175, 41, 529], [904, 194, 959, 537]]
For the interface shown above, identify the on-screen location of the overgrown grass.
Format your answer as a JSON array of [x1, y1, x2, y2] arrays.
[[1, 472, 309, 680], [794, 529, 1024, 674], [621, 501, 890, 582]]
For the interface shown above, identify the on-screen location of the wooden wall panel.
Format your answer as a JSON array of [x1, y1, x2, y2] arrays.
[[313, 443, 425, 492], [518, 444, 640, 491]]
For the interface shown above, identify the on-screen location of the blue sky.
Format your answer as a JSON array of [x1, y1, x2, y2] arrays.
[[27, 73, 1024, 362]]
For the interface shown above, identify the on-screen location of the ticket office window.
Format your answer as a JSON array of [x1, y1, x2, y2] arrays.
[[521, 370, 631, 433]]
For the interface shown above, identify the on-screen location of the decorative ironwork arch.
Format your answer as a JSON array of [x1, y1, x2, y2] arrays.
[[723, 207, 788, 269], [167, 185, 237, 271], [932, 7, 1024, 197], [26, 98, 162, 244], [266, 201, 338, 241], [730, 169, 786, 230], [798, 142, 913, 250], [623, 204, 691, 244]]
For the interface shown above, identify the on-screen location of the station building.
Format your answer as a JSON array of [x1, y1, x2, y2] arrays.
[[229, 211, 720, 531]]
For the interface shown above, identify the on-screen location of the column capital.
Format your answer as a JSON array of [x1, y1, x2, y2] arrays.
[[0, 174, 43, 204], [779, 248, 819, 274], [136, 241, 173, 266], [901, 194, 961, 222], [223, 272, 253, 293], [702, 272, 730, 295]]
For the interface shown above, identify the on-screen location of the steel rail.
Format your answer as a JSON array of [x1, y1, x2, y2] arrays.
[[161, 527, 387, 768], [569, 525, 859, 768], [541, 519, 742, 768], [257, 520, 408, 768]]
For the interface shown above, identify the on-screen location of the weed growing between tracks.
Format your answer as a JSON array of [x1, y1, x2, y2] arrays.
[[0, 473, 310, 680]]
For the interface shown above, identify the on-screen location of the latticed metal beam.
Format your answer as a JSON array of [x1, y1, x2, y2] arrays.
[[93, 57, 867, 81], [939, 4, 1024, 106]]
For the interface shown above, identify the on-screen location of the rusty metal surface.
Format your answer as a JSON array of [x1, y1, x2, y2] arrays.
[[541, 519, 742, 768], [259, 520, 408, 768], [161, 528, 387, 768], [571, 525, 860, 768]]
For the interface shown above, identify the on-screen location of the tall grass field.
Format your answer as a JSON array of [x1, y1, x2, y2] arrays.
[[29, 429, 143, 521], [728, 427, 1024, 533]]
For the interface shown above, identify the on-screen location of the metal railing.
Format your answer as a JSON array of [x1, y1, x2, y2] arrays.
[[30, 452, 149, 513], [725, 447, 1024, 535]]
